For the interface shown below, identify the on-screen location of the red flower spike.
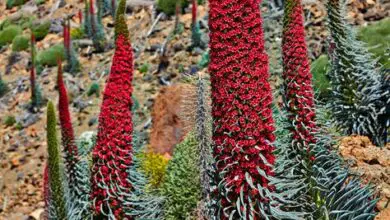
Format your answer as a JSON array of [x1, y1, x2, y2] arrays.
[[57, 59, 79, 189], [209, 0, 276, 218], [192, 0, 197, 26], [282, 0, 317, 149], [90, 20, 134, 218], [78, 9, 83, 24]]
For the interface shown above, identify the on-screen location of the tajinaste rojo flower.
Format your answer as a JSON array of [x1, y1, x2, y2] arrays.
[[209, 0, 277, 218]]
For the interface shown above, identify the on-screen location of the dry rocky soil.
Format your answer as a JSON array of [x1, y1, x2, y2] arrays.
[[0, 0, 389, 219]]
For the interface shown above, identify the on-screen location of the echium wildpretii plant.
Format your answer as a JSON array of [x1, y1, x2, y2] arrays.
[[195, 74, 213, 219], [63, 19, 81, 75], [45, 101, 68, 219], [277, 0, 317, 215], [274, 1, 378, 218], [89, 0, 106, 52], [90, 1, 162, 218], [208, 1, 299, 218], [327, 0, 386, 146], [57, 60, 91, 219], [97, 0, 115, 22], [30, 33, 43, 110]]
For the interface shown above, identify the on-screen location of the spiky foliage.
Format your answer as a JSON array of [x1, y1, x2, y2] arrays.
[[63, 20, 81, 74], [273, 105, 378, 219], [30, 33, 42, 109], [327, 0, 386, 146], [83, 0, 92, 38], [162, 133, 201, 219], [46, 101, 68, 219], [110, 0, 117, 18], [89, 0, 106, 52], [191, 0, 202, 49], [194, 74, 213, 219], [379, 71, 390, 144], [90, 6, 134, 218], [209, 0, 279, 218]]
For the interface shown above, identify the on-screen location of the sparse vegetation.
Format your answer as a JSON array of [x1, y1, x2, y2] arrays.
[[31, 20, 51, 41]]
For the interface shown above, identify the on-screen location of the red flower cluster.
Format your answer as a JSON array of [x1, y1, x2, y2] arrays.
[[57, 60, 79, 188], [209, 0, 275, 218], [282, 0, 316, 147], [90, 34, 134, 218]]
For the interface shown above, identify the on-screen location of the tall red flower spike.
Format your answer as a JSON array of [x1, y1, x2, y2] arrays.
[[209, 0, 276, 218], [90, 13, 134, 218], [57, 59, 79, 190], [192, 0, 197, 26], [282, 0, 316, 149], [63, 20, 70, 56], [78, 9, 83, 24]]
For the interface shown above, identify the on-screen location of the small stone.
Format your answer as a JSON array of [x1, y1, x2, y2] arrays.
[[29, 208, 44, 220]]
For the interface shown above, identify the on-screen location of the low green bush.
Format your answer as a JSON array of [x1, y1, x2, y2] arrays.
[[358, 18, 390, 68], [162, 133, 200, 219], [157, 0, 189, 16], [0, 79, 9, 97], [70, 27, 84, 40], [12, 35, 29, 51], [0, 25, 22, 47], [87, 82, 100, 97], [311, 55, 331, 99], [31, 20, 51, 41], [138, 152, 169, 189], [37, 44, 65, 67], [3, 115, 16, 127], [0, 15, 35, 31], [6, 0, 26, 9], [138, 63, 150, 74]]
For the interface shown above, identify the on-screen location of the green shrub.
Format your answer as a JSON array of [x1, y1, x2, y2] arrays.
[[87, 82, 100, 97], [35, 0, 46, 5], [37, 44, 65, 67], [139, 152, 169, 189], [157, 0, 189, 16], [162, 133, 200, 219], [311, 55, 331, 99], [0, 79, 8, 97], [12, 35, 29, 51], [138, 63, 150, 74], [70, 27, 84, 40], [0, 15, 35, 31], [358, 18, 390, 68], [6, 0, 26, 9], [0, 25, 22, 47], [3, 115, 16, 127], [31, 20, 51, 41]]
